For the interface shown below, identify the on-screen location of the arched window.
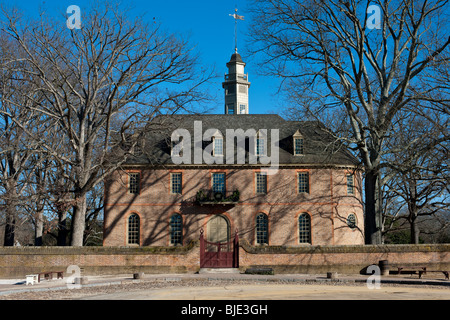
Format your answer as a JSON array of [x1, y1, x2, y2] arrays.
[[298, 213, 311, 244], [127, 214, 140, 245], [347, 213, 357, 229], [170, 214, 183, 245], [256, 213, 268, 245]]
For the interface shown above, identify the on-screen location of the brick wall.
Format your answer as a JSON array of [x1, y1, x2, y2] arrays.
[[104, 167, 364, 247], [0, 243, 448, 279]]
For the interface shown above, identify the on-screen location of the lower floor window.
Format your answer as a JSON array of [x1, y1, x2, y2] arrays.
[[298, 213, 311, 244], [128, 213, 140, 245], [256, 213, 268, 244], [170, 214, 183, 245]]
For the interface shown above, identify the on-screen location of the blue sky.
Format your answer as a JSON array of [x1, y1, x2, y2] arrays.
[[6, 0, 283, 115]]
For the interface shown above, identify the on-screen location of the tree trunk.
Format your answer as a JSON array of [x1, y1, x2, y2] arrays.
[[364, 171, 382, 244], [57, 211, 68, 246], [3, 184, 18, 246], [70, 193, 87, 246], [3, 214, 15, 246], [34, 208, 44, 246], [410, 214, 420, 244]]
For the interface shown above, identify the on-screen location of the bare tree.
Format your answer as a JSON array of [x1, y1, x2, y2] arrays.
[[247, 0, 450, 243], [382, 109, 449, 243], [1, 2, 211, 246], [0, 34, 46, 246]]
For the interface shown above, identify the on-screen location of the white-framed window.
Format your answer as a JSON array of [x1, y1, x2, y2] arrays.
[[347, 213, 357, 229], [294, 137, 304, 155], [239, 104, 246, 114], [256, 213, 269, 245], [213, 136, 224, 156], [129, 172, 140, 194], [298, 213, 311, 244], [170, 172, 182, 194], [255, 172, 267, 194], [297, 172, 309, 194], [127, 213, 140, 245], [347, 174, 355, 194], [171, 138, 183, 157], [212, 172, 226, 193], [170, 214, 183, 245]]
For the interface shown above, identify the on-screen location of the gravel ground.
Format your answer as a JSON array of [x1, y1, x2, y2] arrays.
[[1, 278, 448, 300]]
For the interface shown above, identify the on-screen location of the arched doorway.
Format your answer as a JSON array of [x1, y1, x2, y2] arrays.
[[207, 215, 230, 244], [200, 215, 238, 268]]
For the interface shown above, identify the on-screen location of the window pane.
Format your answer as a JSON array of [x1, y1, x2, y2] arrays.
[[256, 173, 267, 194], [256, 137, 265, 156], [294, 138, 304, 155], [129, 173, 140, 194], [347, 174, 354, 194], [347, 214, 357, 229], [256, 213, 268, 244], [239, 104, 246, 114], [298, 213, 311, 244], [171, 173, 182, 194], [298, 172, 309, 193], [128, 214, 140, 245], [212, 173, 226, 193], [170, 214, 183, 245], [214, 137, 223, 156]]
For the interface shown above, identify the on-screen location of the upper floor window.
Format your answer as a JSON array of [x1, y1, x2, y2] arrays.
[[129, 172, 140, 194], [347, 174, 355, 194], [212, 172, 226, 193], [171, 138, 183, 157], [213, 136, 224, 156], [294, 137, 304, 155], [297, 172, 309, 194], [170, 172, 182, 194], [255, 172, 267, 194], [127, 213, 140, 245], [256, 131, 266, 157]]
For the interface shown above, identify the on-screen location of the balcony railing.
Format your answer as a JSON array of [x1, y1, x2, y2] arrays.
[[196, 189, 240, 205]]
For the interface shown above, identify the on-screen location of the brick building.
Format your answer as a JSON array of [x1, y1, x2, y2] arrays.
[[103, 53, 364, 249]]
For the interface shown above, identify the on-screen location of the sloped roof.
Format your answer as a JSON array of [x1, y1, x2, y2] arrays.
[[126, 114, 359, 167]]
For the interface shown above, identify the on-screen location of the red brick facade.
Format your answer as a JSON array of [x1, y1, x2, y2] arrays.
[[103, 166, 364, 247]]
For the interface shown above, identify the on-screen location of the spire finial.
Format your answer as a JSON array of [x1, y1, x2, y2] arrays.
[[229, 7, 244, 53]]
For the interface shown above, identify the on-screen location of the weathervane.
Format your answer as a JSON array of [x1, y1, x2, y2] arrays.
[[229, 8, 244, 53]]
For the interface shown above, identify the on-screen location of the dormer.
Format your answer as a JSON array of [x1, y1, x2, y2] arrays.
[[293, 130, 304, 156], [256, 129, 267, 157], [212, 130, 224, 156]]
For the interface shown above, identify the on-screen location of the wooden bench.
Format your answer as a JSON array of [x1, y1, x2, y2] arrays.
[[395, 266, 427, 275], [418, 270, 449, 280], [37, 271, 64, 282]]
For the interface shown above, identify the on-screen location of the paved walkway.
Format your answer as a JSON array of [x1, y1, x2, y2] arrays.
[[0, 272, 449, 300]]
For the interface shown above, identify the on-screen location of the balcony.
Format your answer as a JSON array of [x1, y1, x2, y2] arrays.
[[196, 189, 240, 206]]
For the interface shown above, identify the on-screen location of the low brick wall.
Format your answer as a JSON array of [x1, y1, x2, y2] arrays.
[[239, 242, 450, 274], [0, 243, 448, 279], [0, 242, 199, 278]]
